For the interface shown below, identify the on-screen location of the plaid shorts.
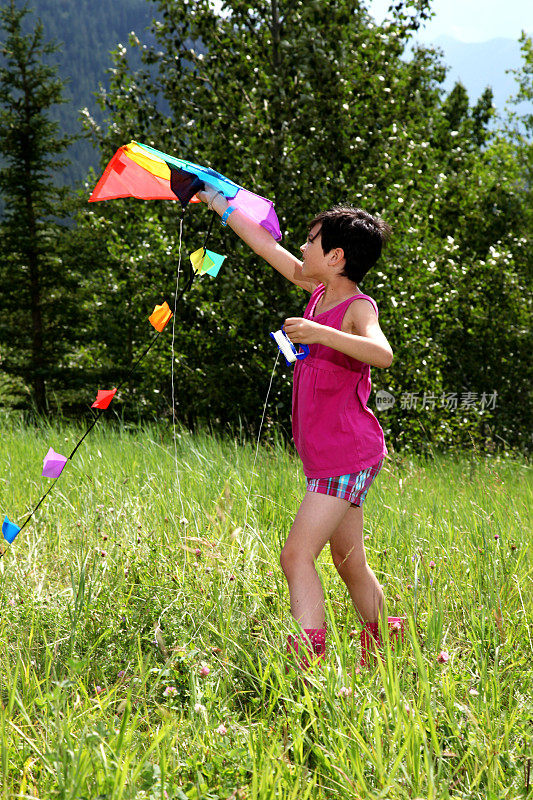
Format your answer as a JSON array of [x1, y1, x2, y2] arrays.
[[306, 459, 384, 507]]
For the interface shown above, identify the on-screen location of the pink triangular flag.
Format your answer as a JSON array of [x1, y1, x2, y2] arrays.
[[42, 447, 68, 479]]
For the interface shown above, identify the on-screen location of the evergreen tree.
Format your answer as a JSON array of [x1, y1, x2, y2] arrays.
[[0, 0, 82, 411]]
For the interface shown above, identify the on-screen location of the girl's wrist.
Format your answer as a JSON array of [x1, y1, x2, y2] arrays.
[[205, 189, 219, 209], [317, 325, 331, 347], [211, 192, 229, 216]]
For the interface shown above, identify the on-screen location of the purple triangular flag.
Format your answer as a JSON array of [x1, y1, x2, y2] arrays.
[[42, 447, 68, 479]]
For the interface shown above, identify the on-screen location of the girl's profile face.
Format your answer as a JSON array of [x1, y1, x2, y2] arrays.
[[301, 223, 340, 281], [301, 223, 346, 280], [300, 225, 322, 273]]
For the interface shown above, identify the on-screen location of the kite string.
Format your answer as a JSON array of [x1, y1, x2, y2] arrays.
[[155, 210, 229, 632], [0, 328, 167, 558], [243, 349, 280, 533], [169, 209, 216, 531], [170, 349, 281, 647], [2, 204, 213, 558], [171, 212, 186, 522], [68, 332, 162, 462], [201, 210, 216, 256]]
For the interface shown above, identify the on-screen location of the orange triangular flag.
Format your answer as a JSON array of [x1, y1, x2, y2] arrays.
[[149, 301, 173, 332]]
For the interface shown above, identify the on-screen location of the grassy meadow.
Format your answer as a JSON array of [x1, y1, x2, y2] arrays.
[[0, 416, 531, 799]]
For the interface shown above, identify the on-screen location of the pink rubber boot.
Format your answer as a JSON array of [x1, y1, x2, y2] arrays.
[[360, 617, 405, 667], [287, 627, 326, 671]]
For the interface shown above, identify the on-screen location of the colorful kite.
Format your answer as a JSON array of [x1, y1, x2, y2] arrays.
[[89, 141, 282, 241], [3, 142, 280, 555]]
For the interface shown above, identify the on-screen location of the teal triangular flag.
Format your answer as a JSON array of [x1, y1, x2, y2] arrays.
[[204, 249, 226, 277]]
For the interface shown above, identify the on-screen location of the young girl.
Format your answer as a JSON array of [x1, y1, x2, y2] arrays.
[[198, 187, 398, 668]]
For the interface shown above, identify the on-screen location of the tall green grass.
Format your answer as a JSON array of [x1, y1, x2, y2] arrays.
[[0, 415, 531, 798]]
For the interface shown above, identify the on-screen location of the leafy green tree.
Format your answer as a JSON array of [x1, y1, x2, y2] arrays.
[[79, 0, 530, 453], [0, 0, 82, 411], [82, 0, 447, 433]]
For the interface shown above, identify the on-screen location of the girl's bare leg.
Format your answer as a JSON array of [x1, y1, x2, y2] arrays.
[[329, 505, 383, 623], [280, 492, 351, 628]]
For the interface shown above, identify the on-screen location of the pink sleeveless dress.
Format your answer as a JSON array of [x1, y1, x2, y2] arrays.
[[292, 283, 388, 479]]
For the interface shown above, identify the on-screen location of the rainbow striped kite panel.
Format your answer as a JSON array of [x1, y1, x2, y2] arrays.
[[90, 142, 282, 240]]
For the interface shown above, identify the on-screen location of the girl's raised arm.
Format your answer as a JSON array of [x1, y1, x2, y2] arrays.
[[197, 186, 317, 293]]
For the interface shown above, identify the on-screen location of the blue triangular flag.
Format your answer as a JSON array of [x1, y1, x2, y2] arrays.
[[2, 515, 21, 544]]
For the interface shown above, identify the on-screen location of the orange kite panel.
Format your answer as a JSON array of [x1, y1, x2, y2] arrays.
[[89, 149, 180, 202]]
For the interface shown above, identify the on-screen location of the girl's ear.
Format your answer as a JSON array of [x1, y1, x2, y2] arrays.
[[329, 247, 345, 266]]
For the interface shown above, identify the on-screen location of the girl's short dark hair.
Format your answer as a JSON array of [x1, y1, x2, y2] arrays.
[[308, 206, 392, 283]]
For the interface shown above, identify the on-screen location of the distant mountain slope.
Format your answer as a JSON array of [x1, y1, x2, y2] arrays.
[[431, 35, 525, 115], [19, 0, 155, 187]]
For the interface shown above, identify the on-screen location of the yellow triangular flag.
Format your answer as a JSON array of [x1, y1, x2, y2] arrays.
[[190, 247, 216, 275]]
